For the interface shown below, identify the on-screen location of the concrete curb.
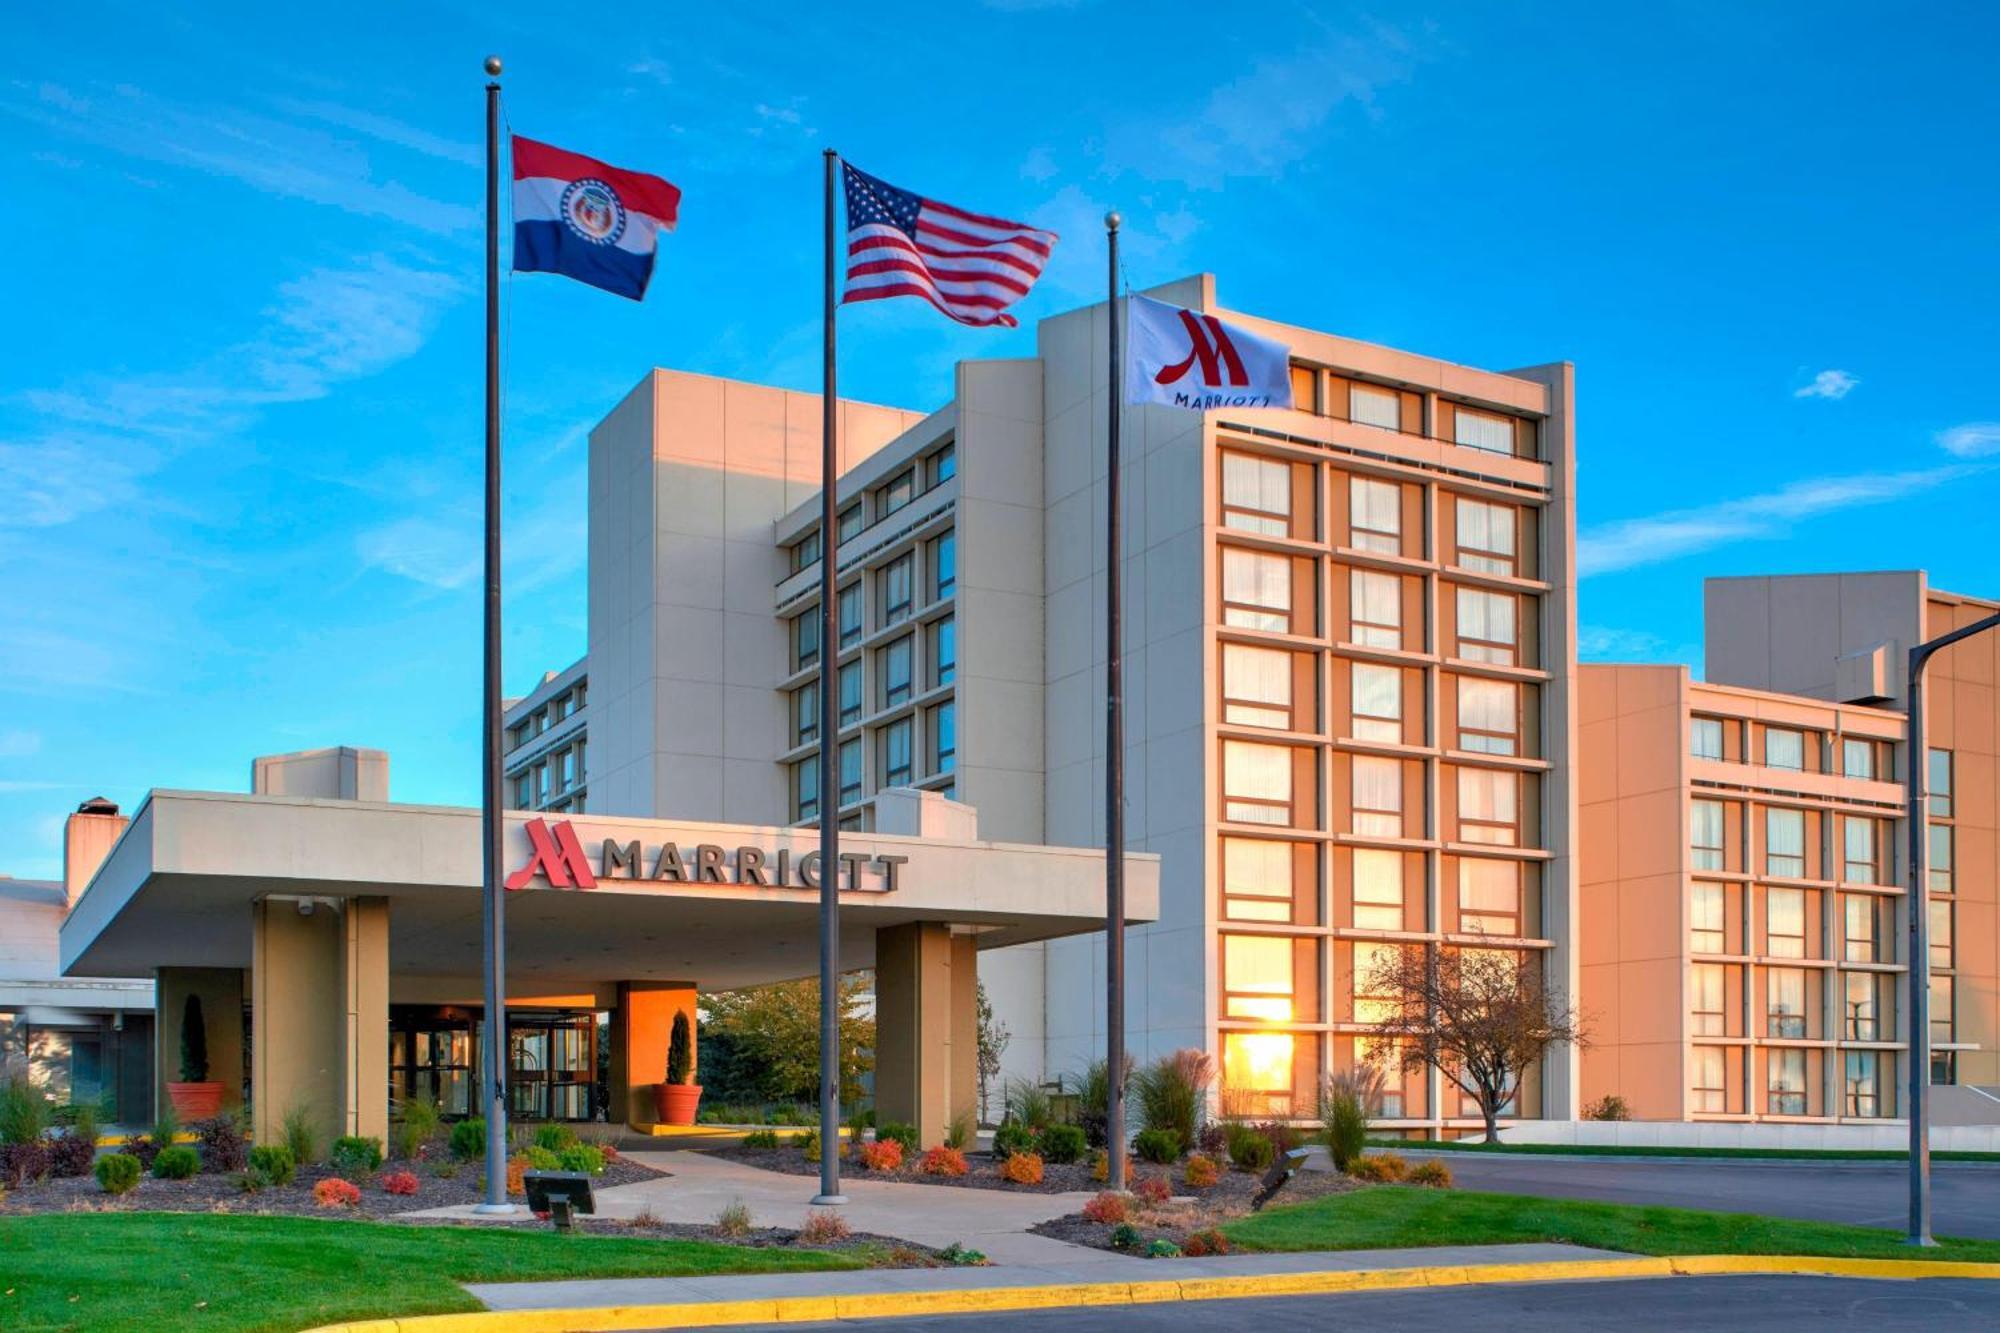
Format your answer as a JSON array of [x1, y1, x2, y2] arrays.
[[302, 1254, 2000, 1331]]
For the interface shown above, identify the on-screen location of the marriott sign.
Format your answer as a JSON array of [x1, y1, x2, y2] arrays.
[[505, 817, 909, 895]]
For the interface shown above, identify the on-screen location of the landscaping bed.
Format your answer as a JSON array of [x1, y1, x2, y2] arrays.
[[1031, 1169, 1355, 1256]]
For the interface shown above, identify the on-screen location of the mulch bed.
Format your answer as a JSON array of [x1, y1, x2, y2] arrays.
[[1030, 1171, 1357, 1254]]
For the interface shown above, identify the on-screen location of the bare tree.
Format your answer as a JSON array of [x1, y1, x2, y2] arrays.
[[1361, 945, 1585, 1143]]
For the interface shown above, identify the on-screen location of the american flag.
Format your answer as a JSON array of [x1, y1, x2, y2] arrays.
[[842, 162, 1057, 328]]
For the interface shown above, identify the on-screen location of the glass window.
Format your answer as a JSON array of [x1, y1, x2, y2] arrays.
[[1351, 755, 1404, 837], [837, 502, 864, 543], [534, 763, 549, 803], [557, 748, 575, 791], [1691, 717, 1724, 761], [793, 609, 821, 671], [1691, 882, 1725, 954], [1932, 975, 1955, 1045], [1843, 818, 1876, 884], [1222, 1031, 1295, 1102], [1691, 799, 1726, 870], [881, 718, 912, 788], [1690, 962, 1727, 1035], [1691, 1046, 1727, 1113], [880, 636, 914, 708], [1843, 895, 1881, 963], [927, 443, 956, 485], [1459, 859, 1520, 936], [930, 531, 956, 601], [794, 754, 820, 822], [1844, 973, 1879, 1041], [1841, 738, 1875, 780], [839, 738, 863, 806], [1457, 676, 1518, 755], [1224, 838, 1295, 923], [1456, 588, 1516, 664], [838, 583, 863, 647], [1767, 887, 1807, 959], [1351, 569, 1402, 648], [1768, 967, 1807, 1037], [1931, 899, 1953, 971], [880, 467, 915, 516], [1222, 453, 1293, 536], [1225, 740, 1295, 826], [1454, 406, 1516, 455], [1764, 728, 1804, 771], [1844, 1051, 1881, 1118], [794, 682, 819, 746], [574, 739, 585, 781], [929, 616, 956, 687], [1224, 643, 1295, 729], [1352, 848, 1405, 930], [839, 660, 863, 725], [1350, 382, 1401, 430], [1223, 548, 1293, 631], [1222, 934, 1295, 1021], [1765, 808, 1806, 878], [1349, 478, 1401, 554], [1353, 941, 1402, 1023], [513, 773, 531, 807], [788, 529, 822, 574], [880, 553, 915, 625], [1455, 498, 1516, 574], [929, 701, 955, 774], [1350, 662, 1402, 743], [1457, 768, 1518, 846], [1929, 748, 1953, 817], [1929, 823, 1953, 893], [1769, 1049, 1808, 1116]]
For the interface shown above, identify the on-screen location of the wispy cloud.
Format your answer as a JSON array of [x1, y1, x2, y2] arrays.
[[274, 98, 481, 169], [1578, 625, 1698, 665], [1578, 465, 1981, 578], [354, 464, 585, 595], [0, 730, 42, 759], [1938, 422, 2000, 458], [1794, 369, 1858, 400]]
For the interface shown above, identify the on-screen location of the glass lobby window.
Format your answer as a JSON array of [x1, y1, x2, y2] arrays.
[[1842, 738, 1875, 779], [1930, 824, 1954, 893], [879, 467, 915, 517], [1455, 498, 1516, 574], [1222, 934, 1295, 1020], [1350, 382, 1401, 430], [838, 660, 862, 725], [1457, 676, 1518, 755], [1765, 808, 1806, 878], [1223, 643, 1294, 729], [1844, 973, 1879, 1041], [837, 502, 864, 543], [1690, 882, 1725, 953], [929, 615, 956, 686], [1350, 569, 1403, 647], [1690, 963, 1726, 1035], [1845, 1051, 1881, 1118], [1764, 727, 1805, 771], [793, 609, 821, 670], [1454, 406, 1516, 455], [1931, 899, 1954, 970], [839, 738, 863, 806], [1225, 740, 1294, 826], [838, 583, 863, 647], [1351, 755, 1404, 837], [1223, 838, 1295, 923], [1350, 662, 1403, 743], [1691, 1046, 1727, 1113], [1221, 452, 1292, 536], [1691, 799, 1726, 870], [928, 701, 955, 774], [930, 530, 956, 601], [1767, 887, 1807, 959], [880, 718, 913, 788], [1843, 895, 1881, 962], [1349, 477, 1402, 553], [880, 553, 915, 625], [1691, 717, 1724, 761], [1770, 1049, 1808, 1116], [1455, 588, 1516, 663], [1929, 748, 1953, 816], [793, 682, 819, 746], [793, 754, 820, 822], [1459, 859, 1520, 936], [880, 635, 914, 708], [1222, 548, 1293, 631], [1843, 818, 1877, 884], [1351, 848, 1405, 930], [1457, 768, 1518, 846], [1768, 967, 1807, 1037]]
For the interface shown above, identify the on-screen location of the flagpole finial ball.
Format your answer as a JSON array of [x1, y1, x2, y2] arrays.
[[1105, 211, 1121, 232], [484, 55, 503, 77]]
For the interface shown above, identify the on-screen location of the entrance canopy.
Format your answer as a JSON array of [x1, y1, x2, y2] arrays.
[[62, 790, 1160, 997]]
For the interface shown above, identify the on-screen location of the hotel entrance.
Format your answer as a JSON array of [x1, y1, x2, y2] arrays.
[[388, 1006, 599, 1123]]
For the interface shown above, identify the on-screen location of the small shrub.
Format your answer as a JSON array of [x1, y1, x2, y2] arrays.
[[0, 1140, 51, 1187], [1108, 1223, 1142, 1252], [557, 1144, 607, 1176], [434, 1160, 460, 1180], [798, 1208, 851, 1246], [920, 1146, 968, 1177], [151, 1145, 200, 1180], [450, 1118, 487, 1162], [0, 1077, 50, 1146], [1144, 1238, 1181, 1258], [631, 1207, 664, 1230], [1254, 1120, 1301, 1156], [1081, 1191, 1130, 1225], [1182, 1228, 1230, 1257], [1194, 1122, 1228, 1158], [330, 1135, 383, 1178], [1090, 1149, 1133, 1183], [1223, 1123, 1274, 1172], [503, 1154, 531, 1196], [857, 1139, 904, 1172], [94, 1152, 141, 1195], [1407, 1158, 1454, 1188], [313, 1176, 362, 1208], [233, 1170, 263, 1194], [522, 1145, 561, 1172], [534, 1123, 580, 1153], [1133, 1127, 1181, 1165], [1584, 1094, 1631, 1123], [394, 1093, 443, 1160], [381, 1170, 420, 1196], [998, 1150, 1044, 1185], [876, 1121, 920, 1154], [1002, 1078, 1054, 1131], [48, 1131, 96, 1178], [281, 1105, 319, 1166], [1037, 1124, 1086, 1165], [1183, 1153, 1219, 1189], [195, 1115, 249, 1174], [248, 1144, 295, 1187], [944, 1109, 975, 1151], [743, 1129, 781, 1149], [1133, 1174, 1170, 1206], [990, 1121, 1037, 1160], [800, 1128, 844, 1161], [937, 1242, 987, 1266], [1347, 1151, 1407, 1183], [714, 1200, 752, 1238], [1131, 1049, 1213, 1153], [1319, 1070, 1374, 1173]]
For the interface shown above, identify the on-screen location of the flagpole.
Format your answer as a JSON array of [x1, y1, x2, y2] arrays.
[[476, 53, 515, 1215], [813, 146, 846, 1206], [1103, 210, 1127, 1193]]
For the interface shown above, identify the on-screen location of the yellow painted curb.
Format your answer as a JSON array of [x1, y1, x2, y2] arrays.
[[300, 1253, 2000, 1332], [631, 1124, 845, 1140]]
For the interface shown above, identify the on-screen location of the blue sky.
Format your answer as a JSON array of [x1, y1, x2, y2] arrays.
[[3, 2, 1996, 878]]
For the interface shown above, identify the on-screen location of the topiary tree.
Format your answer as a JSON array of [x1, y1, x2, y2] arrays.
[[667, 1010, 694, 1086], [180, 993, 209, 1083]]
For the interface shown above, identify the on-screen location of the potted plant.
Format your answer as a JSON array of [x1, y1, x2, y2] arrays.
[[654, 1011, 701, 1125], [167, 993, 225, 1119]]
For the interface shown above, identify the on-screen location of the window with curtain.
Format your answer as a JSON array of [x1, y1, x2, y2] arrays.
[[1221, 452, 1293, 536], [1350, 662, 1403, 742], [879, 467, 915, 516], [1352, 941, 1402, 1022], [1350, 382, 1401, 430], [1932, 976, 1955, 1044], [1764, 728, 1805, 771], [1690, 962, 1726, 1035], [880, 635, 914, 708], [1929, 748, 1953, 816], [793, 754, 820, 822], [1843, 818, 1876, 884], [1930, 824, 1954, 892], [1844, 1051, 1880, 1118], [1225, 741, 1294, 825], [1844, 973, 1879, 1041], [1456, 676, 1518, 754], [793, 682, 819, 746], [1690, 882, 1725, 953], [1454, 497, 1516, 574], [1767, 967, 1807, 1037], [1455, 587, 1516, 663], [1223, 838, 1295, 923], [1691, 717, 1724, 761], [1767, 887, 1807, 959], [838, 738, 863, 806], [1350, 569, 1402, 647], [929, 615, 956, 686], [1691, 799, 1726, 870], [929, 530, 956, 601], [880, 553, 915, 625], [1351, 848, 1405, 930], [1458, 858, 1520, 936], [1841, 737, 1875, 779], [1457, 767, 1518, 845], [1766, 808, 1806, 878], [1223, 548, 1293, 631], [1769, 1049, 1808, 1116], [793, 609, 821, 670], [1351, 755, 1403, 837], [838, 583, 863, 647], [1222, 935, 1295, 1021], [838, 660, 862, 724], [1691, 1046, 1727, 1113], [837, 502, 864, 543], [1223, 643, 1294, 729], [1454, 406, 1516, 455], [1843, 894, 1881, 963], [1931, 900, 1953, 970], [928, 701, 955, 774], [880, 719, 912, 788], [1348, 477, 1402, 553]]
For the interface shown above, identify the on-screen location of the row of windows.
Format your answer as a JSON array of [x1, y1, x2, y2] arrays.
[[505, 682, 585, 753], [792, 533, 955, 670], [1221, 741, 1538, 845], [1220, 839, 1537, 935], [1220, 547, 1535, 664], [1688, 800, 1905, 884], [1284, 367, 1538, 461], [791, 702, 955, 822], [510, 740, 586, 810], [1688, 714, 1903, 782], [1221, 644, 1532, 755], [1219, 937, 1534, 1027], [1689, 882, 1953, 968], [791, 617, 955, 747], [786, 444, 956, 573], [1689, 1046, 1893, 1119]]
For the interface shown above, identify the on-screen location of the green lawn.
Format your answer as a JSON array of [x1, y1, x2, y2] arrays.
[[0, 1213, 860, 1333], [1225, 1185, 2000, 1264], [1366, 1137, 2000, 1163]]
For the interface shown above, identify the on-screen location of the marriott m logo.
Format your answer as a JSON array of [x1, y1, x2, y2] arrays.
[[1154, 308, 1250, 389], [505, 818, 598, 892]]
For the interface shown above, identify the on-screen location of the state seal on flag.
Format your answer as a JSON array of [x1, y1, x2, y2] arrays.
[[559, 179, 626, 246]]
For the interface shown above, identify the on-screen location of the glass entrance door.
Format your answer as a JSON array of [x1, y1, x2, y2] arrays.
[[508, 1013, 595, 1121], [389, 1012, 475, 1118]]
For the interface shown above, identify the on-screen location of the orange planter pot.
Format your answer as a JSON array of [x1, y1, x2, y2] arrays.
[[655, 1083, 703, 1126], [167, 1082, 224, 1120]]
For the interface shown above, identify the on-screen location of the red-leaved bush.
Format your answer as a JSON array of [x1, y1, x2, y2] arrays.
[[1183, 1153, 1219, 1189], [920, 1146, 968, 1177], [998, 1151, 1044, 1185], [1133, 1174, 1171, 1205], [381, 1170, 420, 1196], [857, 1139, 904, 1172], [1080, 1191, 1130, 1225], [313, 1177, 362, 1208], [1182, 1228, 1230, 1257]]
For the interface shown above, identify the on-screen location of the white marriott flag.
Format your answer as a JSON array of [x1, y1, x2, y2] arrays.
[[1124, 295, 1293, 411]]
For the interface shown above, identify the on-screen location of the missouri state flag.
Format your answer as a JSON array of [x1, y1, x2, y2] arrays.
[[512, 136, 681, 301], [1124, 295, 1293, 412]]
